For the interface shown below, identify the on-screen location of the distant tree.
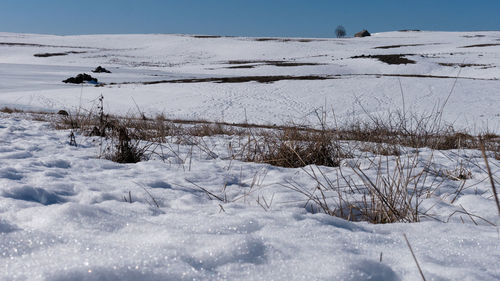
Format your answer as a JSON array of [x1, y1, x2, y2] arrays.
[[335, 25, 346, 38]]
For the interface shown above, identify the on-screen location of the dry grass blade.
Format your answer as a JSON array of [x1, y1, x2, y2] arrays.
[[141, 186, 160, 208], [185, 179, 226, 202], [350, 164, 406, 222], [403, 233, 427, 281], [480, 141, 500, 216]]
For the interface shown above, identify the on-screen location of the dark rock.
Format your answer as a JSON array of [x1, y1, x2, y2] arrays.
[[92, 66, 111, 73], [354, 30, 371, 38], [57, 110, 69, 116], [63, 73, 98, 84]]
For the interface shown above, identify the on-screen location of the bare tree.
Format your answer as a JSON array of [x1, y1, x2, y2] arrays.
[[335, 25, 346, 38]]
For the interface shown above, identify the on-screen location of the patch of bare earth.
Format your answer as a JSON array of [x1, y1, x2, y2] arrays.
[[351, 54, 416, 65], [460, 43, 500, 48], [34, 51, 87, 57], [226, 60, 324, 68]]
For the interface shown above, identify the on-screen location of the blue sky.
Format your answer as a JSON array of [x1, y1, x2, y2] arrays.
[[2, 0, 499, 37]]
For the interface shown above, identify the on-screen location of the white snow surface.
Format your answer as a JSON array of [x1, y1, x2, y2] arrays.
[[1, 31, 500, 280], [0, 31, 499, 132], [0, 114, 499, 280]]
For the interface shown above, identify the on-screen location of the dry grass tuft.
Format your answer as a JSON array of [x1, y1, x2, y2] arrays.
[[238, 127, 347, 168], [286, 152, 449, 223]]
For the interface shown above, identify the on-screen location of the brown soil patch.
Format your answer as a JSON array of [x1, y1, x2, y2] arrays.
[[143, 75, 333, 84], [227, 60, 323, 67], [373, 73, 494, 80], [101, 75, 335, 86], [192, 35, 223, 39], [253, 38, 324, 43], [226, 65, 257, 69], [0, 42, 92, 49], [374, 44, 434, 49], [438, 62, 492, 68], [460, 43, 500, 48], [34, 51, 87, 57], [351, 54, 416, 65]]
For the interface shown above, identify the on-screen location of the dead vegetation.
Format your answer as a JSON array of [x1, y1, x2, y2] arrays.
[[3, 102, 499, 225], [0, 107, 25, 114], [238, 127, 346, 168], [3, 102, 499, 169], [286, 152, 436, 223]]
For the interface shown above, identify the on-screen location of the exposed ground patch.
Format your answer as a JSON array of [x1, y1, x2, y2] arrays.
[[460, 43, 500, 48], [351, 54, 416, 65], [102, 75, 334, 86], [374, 44, 430, 49], [1, 42, 52, 47], [462, 35, 486, 38], [226, 65, 257, 69], [373, 44, 427, 49], [0, 42, 92, 49], [226, 60, 323, 67], [140, 75, 333, 84], [192, 35, 223, 39], [252, 38, 325, 43], [368, 73, 495, 80], [99, 72, 496, 87], [438, 62, 493, 68], [34, 51, 87, 57]]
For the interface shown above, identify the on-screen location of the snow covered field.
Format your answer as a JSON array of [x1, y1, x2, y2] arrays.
[[1, 113, 499, 280], [0, 31, 499, 131], [1, 31, 500, 280]]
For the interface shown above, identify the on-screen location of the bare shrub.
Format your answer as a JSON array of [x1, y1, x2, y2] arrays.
[[8, 98, 499, 170], [239, 127, 347, 168], [359, 142, 401, 156], [341, 109, 474, 150], [108, 126, 144, 163], [186, 123, 244, 137], [286, 152, 445, 223], [0, 107, 22, 114]]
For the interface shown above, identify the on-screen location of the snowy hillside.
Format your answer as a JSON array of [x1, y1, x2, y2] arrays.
[[1, 31, 500, 281], [0, 31, 499, 131]]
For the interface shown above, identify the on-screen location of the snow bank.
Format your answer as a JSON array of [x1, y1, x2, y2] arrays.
[[0, 115, 499, 280]]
